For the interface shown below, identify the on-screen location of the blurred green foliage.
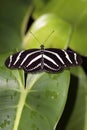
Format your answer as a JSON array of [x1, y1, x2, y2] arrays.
[[0, 0, 87, 130]]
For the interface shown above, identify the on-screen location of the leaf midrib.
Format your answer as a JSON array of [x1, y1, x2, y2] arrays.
[[13, 90, 27, 130], [13, 73, 44, 130]]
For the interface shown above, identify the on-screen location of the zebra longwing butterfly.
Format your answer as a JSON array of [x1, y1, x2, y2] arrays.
[[5, 44, 82, 73], [5, 44, 82, 88]]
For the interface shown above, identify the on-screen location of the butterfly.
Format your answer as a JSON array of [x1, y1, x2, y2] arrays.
[[5, 44, 82, 73], [5, 31, 82, 88]]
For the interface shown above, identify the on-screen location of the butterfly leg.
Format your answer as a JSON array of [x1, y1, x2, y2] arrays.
[[24, 71, 28, 89]]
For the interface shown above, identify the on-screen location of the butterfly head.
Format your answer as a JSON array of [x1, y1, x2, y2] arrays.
[[40, 44, 44, 50]]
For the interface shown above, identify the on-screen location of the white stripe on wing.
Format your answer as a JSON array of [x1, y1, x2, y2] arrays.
[[13, 50, 24, 65], [44, 50, 65, 65], [43, 54, 58, 67], [62, 50, 72, 64], [26, 54, 42, 67], [20, 50, 40, 66]]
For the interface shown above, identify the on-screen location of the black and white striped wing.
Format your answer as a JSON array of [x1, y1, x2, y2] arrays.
[[5, 49, 42, 73], [43, 49, 82, 72], [5, 48, 82, 73]]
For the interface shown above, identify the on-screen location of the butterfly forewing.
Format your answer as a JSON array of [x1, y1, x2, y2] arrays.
[[23, 53, 42, 72], [44, 48, 82, 71], [5, 49, 42, 72]]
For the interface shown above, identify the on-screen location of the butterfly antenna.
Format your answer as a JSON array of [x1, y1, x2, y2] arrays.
[[43, 30, 55, 43], [30, 31, 41, 45]]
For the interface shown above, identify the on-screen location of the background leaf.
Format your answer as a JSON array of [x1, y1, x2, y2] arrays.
[[56, 67, 87, 130], [24, 14, 71, 49], [0, 0, 33, 53], [32, 0, 87, 56], [0, 0, 87, 130], [0, 64, 70, 130]]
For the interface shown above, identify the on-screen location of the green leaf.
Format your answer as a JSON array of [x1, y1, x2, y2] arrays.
[[33, 0, 87, 23], [32, 0, 87, 56], [0, 1, 86, 130], [0, 63, 70, 130], [66, 68, 87, 130], [57, 67, 87, 130], [69, 14, 87, 56], [0, 0, 33, 53], [24, 14, 71, 49]]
